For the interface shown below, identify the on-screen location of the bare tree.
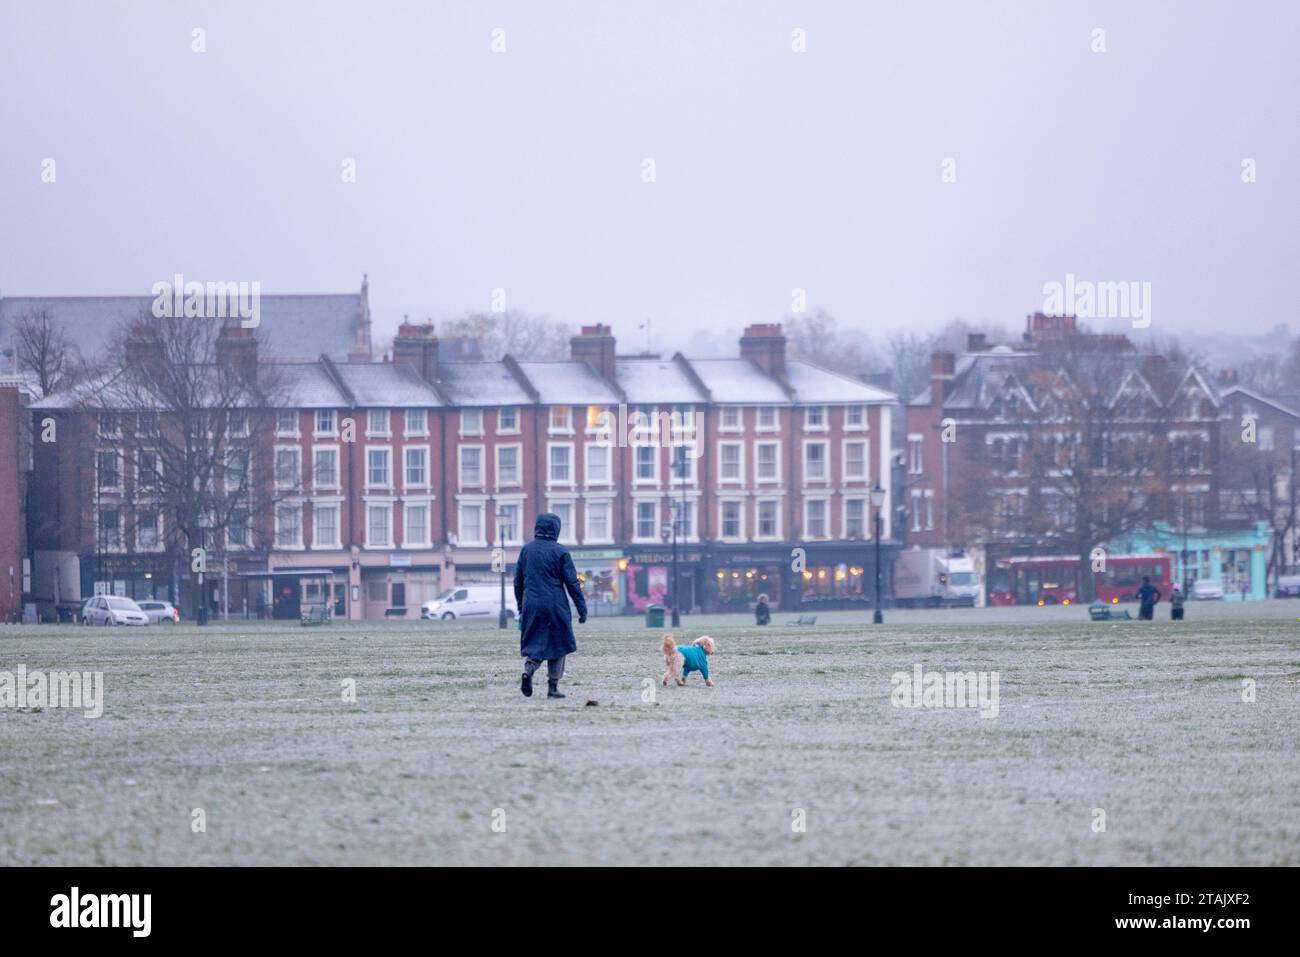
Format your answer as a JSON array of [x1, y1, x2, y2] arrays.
[[944, 346, 1171, 600], [435, 310, 573, 360], [884, 332, 936, 404], [86, 312, 292, 620], [785, 308, 879, 376], [13, 307, 82, 397]]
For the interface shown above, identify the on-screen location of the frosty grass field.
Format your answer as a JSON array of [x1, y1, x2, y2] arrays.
[[2, 602, 1298, 866]]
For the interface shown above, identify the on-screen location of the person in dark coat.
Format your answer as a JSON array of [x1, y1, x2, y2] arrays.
[[514, 512, 587, 699], [1136, 575, 1161, 620], [754, 593, 771, 626]]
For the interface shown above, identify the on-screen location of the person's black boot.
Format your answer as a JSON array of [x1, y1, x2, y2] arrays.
[[521, 671, 533, 697], [547, 682, 565, 699]]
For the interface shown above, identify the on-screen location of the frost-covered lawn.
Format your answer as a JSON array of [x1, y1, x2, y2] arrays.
[[2, 602, 1298, 865]]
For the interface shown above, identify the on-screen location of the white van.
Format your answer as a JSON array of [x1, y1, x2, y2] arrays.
[[422, 585, 517, 621]]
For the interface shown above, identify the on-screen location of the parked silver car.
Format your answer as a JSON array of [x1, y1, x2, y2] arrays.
[[136, 600, 180, 623], [81, 595, 151, 626], [1189, 579, 1225, 601]]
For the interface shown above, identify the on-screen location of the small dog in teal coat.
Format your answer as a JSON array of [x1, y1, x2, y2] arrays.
[[661, 634, 715, 687]]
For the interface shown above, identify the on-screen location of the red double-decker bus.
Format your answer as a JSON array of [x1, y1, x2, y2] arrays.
[[989, 554, 1174, 606]]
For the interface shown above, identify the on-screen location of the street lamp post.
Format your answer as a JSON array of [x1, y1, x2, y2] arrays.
[[662, 511, 680, 628], [870, 483, 886, 625], [495, 510, 509, 629]]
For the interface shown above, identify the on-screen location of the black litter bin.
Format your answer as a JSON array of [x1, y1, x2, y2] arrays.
[[645, 604, 665, 628]]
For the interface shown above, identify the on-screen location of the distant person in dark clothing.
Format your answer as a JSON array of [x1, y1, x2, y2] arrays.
[[754, 593, 771, 626], [1170, 583, 1185, 620], [1136, 576, 1161, 620], [514, 512, 587, 699]]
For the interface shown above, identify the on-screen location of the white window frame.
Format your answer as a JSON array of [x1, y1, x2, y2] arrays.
[[585, 442, 611, 486], [365, 501, 393, 549], [547, 442, 575, 487], [497, 407, 520, 434], [755, 498, 782, 541], [907, 434, 924, 475], [718, 441, 744, 484], [844, 404, 867, 431], [842, 439, 868, 482], [634, 444, 659, 485], [366, 409, 391, 438], [459, 408, 484, 437], [458, 501, 486, 547], [404, 445, 430, 490], [718, 498, 745, 542], [404, 408, 429, 437], [633, 500, 659, 542], [313, 502, 341, 549], [755, 441, 781, 484], [719, 406, 742, 433], [274, 445, 301, 491], [314, 409, 337, 437], [804, 405, 828, 432], [275, 501, 304, 550], [803, 439, 829, 484], [804, 497, 830, 540], [584, 498, 614, 545], [313, 445, 340, 491], [365, 446, 392, 490], [548, 406, 573, 435], [495, 443, 522, 488], [402, 499, 433, 548], [458, 444, 485, 489]]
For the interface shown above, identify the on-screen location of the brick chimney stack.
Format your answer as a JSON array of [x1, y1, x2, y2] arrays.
[[570, 324, 617, 380], [392, 321, 440, 383], [930, 351, 955, 410], [124, 322, 165, 381], [216, 324, 258, 382], [739, 323, 787, 378]]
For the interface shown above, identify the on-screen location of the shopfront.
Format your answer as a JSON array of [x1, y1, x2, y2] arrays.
[[704, 546, 790, 612], [1110, 521, 1271, 601], [624, 546, 703, 614], [797, 542, 899, 611], [569, 548, 625, 617]]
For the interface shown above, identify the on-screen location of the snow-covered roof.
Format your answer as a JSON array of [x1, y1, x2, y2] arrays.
[[685, 358, 791, 404], [0, 293, 367, 363], [515, 360, 622, 405], [615, 357, 705, 404], [436, 361, 534, 407], [333, 362, 442, 407], [784, 359, 896, 404], [276, 361, 347, 408]]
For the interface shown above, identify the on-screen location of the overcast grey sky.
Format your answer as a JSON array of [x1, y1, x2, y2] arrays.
[[2, 0, 1297, 349]]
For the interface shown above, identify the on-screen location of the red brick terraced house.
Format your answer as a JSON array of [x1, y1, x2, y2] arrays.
[[21, 297, 897, 619]]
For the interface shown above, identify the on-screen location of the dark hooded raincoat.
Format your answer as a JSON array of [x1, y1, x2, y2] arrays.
[[514, 512, 588, 661]]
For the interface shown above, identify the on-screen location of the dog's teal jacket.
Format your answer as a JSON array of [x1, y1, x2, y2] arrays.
[[679, 643, 709, 679]]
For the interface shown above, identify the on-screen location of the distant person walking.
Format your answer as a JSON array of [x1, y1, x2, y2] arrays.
[[1170, 583, 1185, 621], [754, 593, 771, 626], [1137, 575, 1161, 621], [514, 512, 587, 699]]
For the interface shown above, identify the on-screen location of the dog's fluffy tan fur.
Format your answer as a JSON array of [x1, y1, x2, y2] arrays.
[[660, 633, 716, 686]]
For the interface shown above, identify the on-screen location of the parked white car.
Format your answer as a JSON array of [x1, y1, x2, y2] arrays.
[[422, 585, 517, 621], [137, 600, 180, 623], [1190, 579, 1225, 601], [81, 595, 151, 626]]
